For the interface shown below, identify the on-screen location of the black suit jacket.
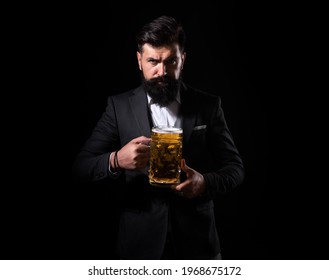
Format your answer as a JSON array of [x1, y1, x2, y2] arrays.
[[73, 83, 244, 259]]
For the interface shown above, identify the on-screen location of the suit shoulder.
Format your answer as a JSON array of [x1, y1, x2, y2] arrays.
[[108, 89, 136, 101], [184, 83, 221, 103], [108, 86, 144, 101]]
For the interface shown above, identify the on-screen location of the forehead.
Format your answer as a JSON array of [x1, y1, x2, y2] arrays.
[[141, 43, 181, 57]]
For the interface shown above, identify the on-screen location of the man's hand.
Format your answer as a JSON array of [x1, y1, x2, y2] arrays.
[[114, 136, 151, 170], [175, 159, 206, 199]]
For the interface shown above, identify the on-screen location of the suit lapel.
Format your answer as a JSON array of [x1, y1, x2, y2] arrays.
[[181, 85, 197, 147], [128, 86, 152, 138], [128, 84, 197, 142]]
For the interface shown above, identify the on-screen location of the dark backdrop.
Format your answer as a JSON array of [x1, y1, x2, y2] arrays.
[[2, 2, 327, 260]]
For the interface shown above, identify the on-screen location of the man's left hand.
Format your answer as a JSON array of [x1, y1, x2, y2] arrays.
[[174, 159, 206, 199]]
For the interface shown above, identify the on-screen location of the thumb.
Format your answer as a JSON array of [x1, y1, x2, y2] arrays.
[[181, 159, 193, 176]]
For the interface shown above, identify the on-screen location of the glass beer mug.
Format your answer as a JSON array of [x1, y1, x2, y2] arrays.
[[149, 126, 183, 187]]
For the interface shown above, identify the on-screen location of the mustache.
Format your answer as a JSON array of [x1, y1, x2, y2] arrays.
[[148, 76, 173, 85]]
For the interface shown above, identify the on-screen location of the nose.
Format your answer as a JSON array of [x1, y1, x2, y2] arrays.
[[157, 63, 167, 77]]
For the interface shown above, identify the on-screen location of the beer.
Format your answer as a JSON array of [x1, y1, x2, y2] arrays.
[[149, 126, 183, 187]]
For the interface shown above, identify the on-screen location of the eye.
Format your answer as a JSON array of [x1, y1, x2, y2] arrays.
[[147, 59, 158, 65], [167, 58, 177, 65]]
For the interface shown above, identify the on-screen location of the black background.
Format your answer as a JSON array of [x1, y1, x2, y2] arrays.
[[2, 2, 327, 260]]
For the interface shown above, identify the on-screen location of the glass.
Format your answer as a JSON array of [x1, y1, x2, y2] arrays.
[[149, 126, 183, 187]]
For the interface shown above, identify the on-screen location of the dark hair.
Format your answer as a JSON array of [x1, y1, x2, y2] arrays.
[[136, 15, 186, 53]]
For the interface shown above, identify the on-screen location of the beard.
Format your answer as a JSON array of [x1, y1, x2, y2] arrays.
[[142, 74, 182, 107]]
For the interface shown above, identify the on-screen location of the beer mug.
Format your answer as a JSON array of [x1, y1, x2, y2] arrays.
[[149, 126, 183, 187]]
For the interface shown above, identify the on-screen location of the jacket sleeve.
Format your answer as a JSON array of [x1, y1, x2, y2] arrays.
[[72, 96, 121, 183], [202, 96, 245, 198]]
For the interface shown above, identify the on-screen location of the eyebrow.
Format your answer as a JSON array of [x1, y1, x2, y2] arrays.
[[146, 55, 177, 62]]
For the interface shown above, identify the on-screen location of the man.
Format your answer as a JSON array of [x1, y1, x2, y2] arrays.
[[72, 15, 244, 259]]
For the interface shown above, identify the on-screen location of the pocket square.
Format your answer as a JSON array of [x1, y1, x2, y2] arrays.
[[193, 125, 207, 131]]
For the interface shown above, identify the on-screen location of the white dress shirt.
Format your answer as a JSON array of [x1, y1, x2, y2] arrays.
[[147, 92, 182, 128], [109, 92, 182, 176]]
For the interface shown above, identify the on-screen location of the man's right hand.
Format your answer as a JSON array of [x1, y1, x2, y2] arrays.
[[112, 136, 151, 170]]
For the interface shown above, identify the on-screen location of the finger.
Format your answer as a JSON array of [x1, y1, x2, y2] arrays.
[[139, 153, 150, 160], [136, 144, 150, 153], [175, 180, 189, 191], [133, 136, 152, 144]]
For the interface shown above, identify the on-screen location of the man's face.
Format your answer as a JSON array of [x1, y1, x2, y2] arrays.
[[137, 43, 186, 106], [137, 43, 186, 81]]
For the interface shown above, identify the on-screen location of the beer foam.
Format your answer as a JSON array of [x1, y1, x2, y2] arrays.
[[152, 127, 182, 133]]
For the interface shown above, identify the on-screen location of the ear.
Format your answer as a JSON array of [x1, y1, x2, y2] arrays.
[[181, 52, 186, 70], [137, 51, 142, 70]]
